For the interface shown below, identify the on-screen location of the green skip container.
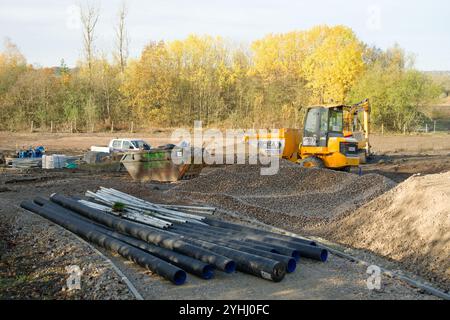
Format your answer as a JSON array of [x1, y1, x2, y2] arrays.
[[120, 147, 204, 182]]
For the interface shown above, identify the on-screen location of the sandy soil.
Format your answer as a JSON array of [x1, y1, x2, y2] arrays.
[[313, 172, 450, 291], [0, 131, 174, 155], [370, 133, 450, 154]]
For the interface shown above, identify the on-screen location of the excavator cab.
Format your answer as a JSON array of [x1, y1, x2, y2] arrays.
[[303, 107, 344, 147], [299, 105, 360, 170]]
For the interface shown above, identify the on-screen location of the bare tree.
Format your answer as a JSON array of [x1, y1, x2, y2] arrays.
[[80, 2, 100, 84], [115, 1, 129, 73]]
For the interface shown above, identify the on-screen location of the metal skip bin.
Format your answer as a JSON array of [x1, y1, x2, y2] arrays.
[[120, 147, 204, 182]]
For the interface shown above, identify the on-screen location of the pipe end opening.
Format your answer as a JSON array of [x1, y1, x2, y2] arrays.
[[272, 263, 286, 282], [320, 249, 328, 262], [224, 261, 236, 274], [174, 270, 187, 285], [286, 259, 297, 273], [202, 265, 214, 280]]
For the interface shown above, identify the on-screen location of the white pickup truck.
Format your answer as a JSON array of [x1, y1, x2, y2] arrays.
[[90, 139, 152, 154]]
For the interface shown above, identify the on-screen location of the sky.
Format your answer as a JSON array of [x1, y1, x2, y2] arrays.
[[0, 0, 449, 71]]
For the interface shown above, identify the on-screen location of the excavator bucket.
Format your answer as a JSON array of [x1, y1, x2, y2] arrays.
[[121, 147, 204, 182]]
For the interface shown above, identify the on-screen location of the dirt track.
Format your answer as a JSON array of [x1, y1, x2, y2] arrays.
[[370, 134, 450, 154], [0, 131, 174, 155]]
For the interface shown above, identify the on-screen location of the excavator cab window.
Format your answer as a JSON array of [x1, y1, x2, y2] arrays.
[[303, 107, 344, 147], [303, 107, 328, 147], [329, 108, 343, 133]]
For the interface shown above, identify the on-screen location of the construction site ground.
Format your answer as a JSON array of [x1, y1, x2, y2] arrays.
[[0, 132, 449, 300]]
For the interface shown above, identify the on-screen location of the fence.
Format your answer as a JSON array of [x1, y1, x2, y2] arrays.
[[414, 119, 450, 134], [24, 119, 450, 135], [28, 120, 137, 134], [377, 119, 450, 135]]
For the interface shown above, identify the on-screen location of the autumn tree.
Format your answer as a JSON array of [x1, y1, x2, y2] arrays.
[[348, 45, 440, 131], [249, 26, 364, 127], [0, 38, 27, 95], [80, 2, 100, 84], [115, 1, 129, 74], [302, 25, 364, 104], [121, 41, 175, 126]]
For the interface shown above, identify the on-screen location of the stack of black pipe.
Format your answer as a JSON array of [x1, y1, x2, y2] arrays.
[[20, 193, 328, 285]]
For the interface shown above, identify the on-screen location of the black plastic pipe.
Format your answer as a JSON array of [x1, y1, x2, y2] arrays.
[[244, 239, 328, 262], [217, 227, 319, 256], [34, 198, 215, 280], [174, 221, 306, 259], [238, 239, 300, 260], [218, 242, 296, 273], [173, 223, 301, 261], [200, 222, 326, 262], [228, 240, 282, 255], [21, 200, 187, 285], [173, 235, 286, 282], [103, 230, 215, 279], [171, 227, 296, 273], [204, 218, 317, 246], [50, 194, 236, 273]]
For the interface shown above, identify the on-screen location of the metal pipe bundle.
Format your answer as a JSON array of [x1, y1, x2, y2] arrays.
[[79, 199, 172, 229], [157, 204, 216, 215], [87, 187, 207, 223]]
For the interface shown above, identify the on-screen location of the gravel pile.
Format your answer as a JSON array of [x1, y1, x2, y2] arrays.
[[170, 161, 396, 226], [315, 171, 450, 290]]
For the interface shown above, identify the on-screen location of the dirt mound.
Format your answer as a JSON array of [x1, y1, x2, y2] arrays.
[[315, 171, 450, 290], [170, 161, 396, 223]]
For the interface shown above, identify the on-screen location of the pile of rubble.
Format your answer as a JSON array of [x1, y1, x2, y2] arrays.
[[171, 163, 396, 223]]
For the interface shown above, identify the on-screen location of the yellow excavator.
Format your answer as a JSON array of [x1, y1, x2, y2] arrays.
[[247, 99, 371, 171]]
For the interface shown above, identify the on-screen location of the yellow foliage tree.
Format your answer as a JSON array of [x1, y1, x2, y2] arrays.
[[251, 31, 306, 82], [302, 25, 365, 104], [121, 41, 174, 126]]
